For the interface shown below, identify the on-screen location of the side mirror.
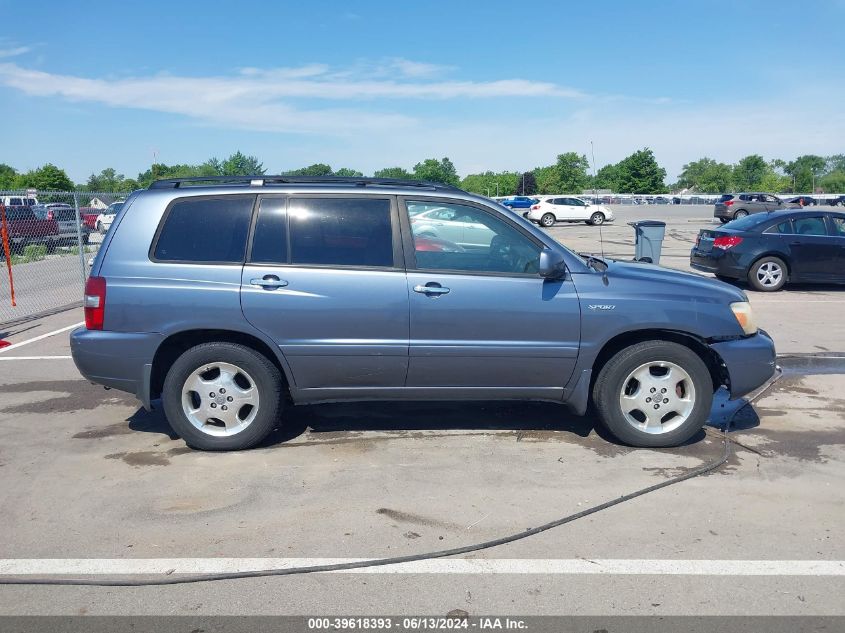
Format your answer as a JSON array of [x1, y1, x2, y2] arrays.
[[539, 249, 567, 279]]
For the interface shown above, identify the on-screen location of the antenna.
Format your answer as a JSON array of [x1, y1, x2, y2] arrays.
[[590, 140, 606, 261]]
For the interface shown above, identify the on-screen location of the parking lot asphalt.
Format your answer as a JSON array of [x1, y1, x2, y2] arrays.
[[0, 207, 843, 617]]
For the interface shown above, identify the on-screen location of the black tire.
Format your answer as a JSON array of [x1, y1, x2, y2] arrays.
[[162, 342, 284, 451], [747, 256, 787, 292], [588, 212, 605, 226], [540, 213, 556, 227], [718, 218, 730, 224], [733, 209, 749, 219], [592, 340, 713, 448]]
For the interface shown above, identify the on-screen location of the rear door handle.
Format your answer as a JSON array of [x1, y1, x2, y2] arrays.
[[414, 283, 450, 295], [250, 275, 288, 289]]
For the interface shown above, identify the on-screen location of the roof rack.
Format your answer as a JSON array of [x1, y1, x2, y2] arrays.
[[148, 175, 462, 192]]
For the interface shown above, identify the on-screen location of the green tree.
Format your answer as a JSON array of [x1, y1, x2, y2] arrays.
[[86, 168, 139, 192], [334, 167, 364, 177], [785, 155, 826, 192], [0, 164, 18, 189], [461, 171, 519, 196], [373, 166, 413, 179], [16, 163, 74, 191], [284, 163, 333, 176], [210, 151, 266, 176], [614, 148, 667, 193], [733, 155, 770, 191], [136, 162, 218, 188], [592, 163, 621, 191], [518, 171, 537, 195], [554, 152, 590, 193], [412, 157, 460, 186], [820, 171, 845, 193], [677, 157, 733, 192], [826, 154, 845, 173]]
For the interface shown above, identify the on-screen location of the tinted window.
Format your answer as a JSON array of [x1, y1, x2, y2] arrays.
[[8, 197, 23, 206], [718, 195, 734, 202], [765, 220, 794, 234], [792, 217, 827, 236], [724, 214, 767, 231], [54, 208, 77, 221], [830, 217, 845, 237], [7, 208, 35, 221], [289, 197, 393, 267], [153, 195, 254, 263], [408, 201, 541, 275], [250, 198, 288, 264]]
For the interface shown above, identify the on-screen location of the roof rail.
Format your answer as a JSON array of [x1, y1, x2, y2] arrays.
[[148, 175, 462, 192]]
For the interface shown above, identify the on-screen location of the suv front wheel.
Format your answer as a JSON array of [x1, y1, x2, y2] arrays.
[[592, 341, 713, 447], [162, 342, 284, 451]]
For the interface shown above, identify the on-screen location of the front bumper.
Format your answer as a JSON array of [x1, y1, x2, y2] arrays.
[[710, 329, 777, 399], [70, 327, 163, 409]]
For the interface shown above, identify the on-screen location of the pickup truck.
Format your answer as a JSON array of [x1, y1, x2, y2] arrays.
[[1, 206, 60, 254]]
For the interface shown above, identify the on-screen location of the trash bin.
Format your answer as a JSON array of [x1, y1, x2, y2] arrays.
[[628, 220, 666, 264]]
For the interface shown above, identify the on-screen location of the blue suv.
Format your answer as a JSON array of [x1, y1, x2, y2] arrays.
[[501, 196, 538, 209], [71, 176, 776, 451]]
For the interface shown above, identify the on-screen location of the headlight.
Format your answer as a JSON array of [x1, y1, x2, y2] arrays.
[[730, 301, 757, 335]]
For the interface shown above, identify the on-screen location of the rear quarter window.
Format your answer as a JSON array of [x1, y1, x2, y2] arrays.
[[152, 195, 254, 263]]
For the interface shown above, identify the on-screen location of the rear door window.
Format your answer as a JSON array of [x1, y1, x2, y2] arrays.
[[153, 195, 254, 263], [765, 220, 794, 234], [288, 197, 394, 268]]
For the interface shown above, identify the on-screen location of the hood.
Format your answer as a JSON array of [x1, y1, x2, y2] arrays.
[[604, 258, 748, 302]]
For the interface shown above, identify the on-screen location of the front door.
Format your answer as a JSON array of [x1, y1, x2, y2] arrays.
[[402, 198, 580, 393], [788, 215, 840, 281], [240, 195, 409, 389]]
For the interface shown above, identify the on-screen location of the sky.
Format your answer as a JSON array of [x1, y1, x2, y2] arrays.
[[1, 0, 843, 183]]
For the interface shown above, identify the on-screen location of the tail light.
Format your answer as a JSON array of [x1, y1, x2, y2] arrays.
[[84, 276, 107, 330], [531, 204, 540, 210], [713, 236, 743, 250], [695, 234, 701, 246], [723, 200, 734, 207], [47, 210, 54, 220]]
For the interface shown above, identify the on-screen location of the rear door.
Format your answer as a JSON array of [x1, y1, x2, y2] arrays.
[[402, 198, 580, 394], [788, 215, 840, 281], [825, 214, 845, 282], [240, 195, 410, 390]]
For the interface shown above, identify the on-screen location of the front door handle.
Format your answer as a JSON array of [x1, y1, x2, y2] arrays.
[[250, 275, 288, 289], [414, 283, 450, 295]]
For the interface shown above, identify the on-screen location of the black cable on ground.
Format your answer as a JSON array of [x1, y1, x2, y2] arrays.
[[0, 370, 782, 587]]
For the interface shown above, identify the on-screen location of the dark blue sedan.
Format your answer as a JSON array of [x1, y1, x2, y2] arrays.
[[690, 209, 845, 291]]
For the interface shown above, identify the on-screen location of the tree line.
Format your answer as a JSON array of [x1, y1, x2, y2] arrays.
[[1, 149, 842, 196]]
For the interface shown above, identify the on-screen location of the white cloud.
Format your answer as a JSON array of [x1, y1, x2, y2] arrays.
[[0, 46, 31, 58]]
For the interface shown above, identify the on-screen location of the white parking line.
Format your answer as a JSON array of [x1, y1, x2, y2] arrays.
[[0, 322, 83, 354], [0, 356, 73, 361], [0, 559, 842, 576]]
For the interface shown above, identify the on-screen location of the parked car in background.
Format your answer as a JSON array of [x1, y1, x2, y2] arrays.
[[79, 207, 101, 230], [500, 196, 538, 209], [33, 203, 91, 245], [410, 206, 496, 249], [0, 206, 59, 254], [525, 196, 615, 227], [691, 209, 845, 291], [826, 195, 845, 207], [71, 175, 775, 451], [1, 195, 38, 208], [714, 193, 796, 223], [95, 201, 124, 233], [653, 196, 671, 204], [786, 196, 818, 207]]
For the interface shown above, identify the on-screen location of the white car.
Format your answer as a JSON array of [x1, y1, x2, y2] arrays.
[[95, 201, 124, 234], [410, 206, 496, 248], [525, 196, 615, 227]]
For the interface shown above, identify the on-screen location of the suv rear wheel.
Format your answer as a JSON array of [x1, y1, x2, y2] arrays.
[[733, 209, 749, 219], [162, 342, 284, 451], [592, 340, 713, 447], [540, 213, 556, 227]]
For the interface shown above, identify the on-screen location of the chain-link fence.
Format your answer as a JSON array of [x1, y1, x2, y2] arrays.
[[0, 190, 125, 325]]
